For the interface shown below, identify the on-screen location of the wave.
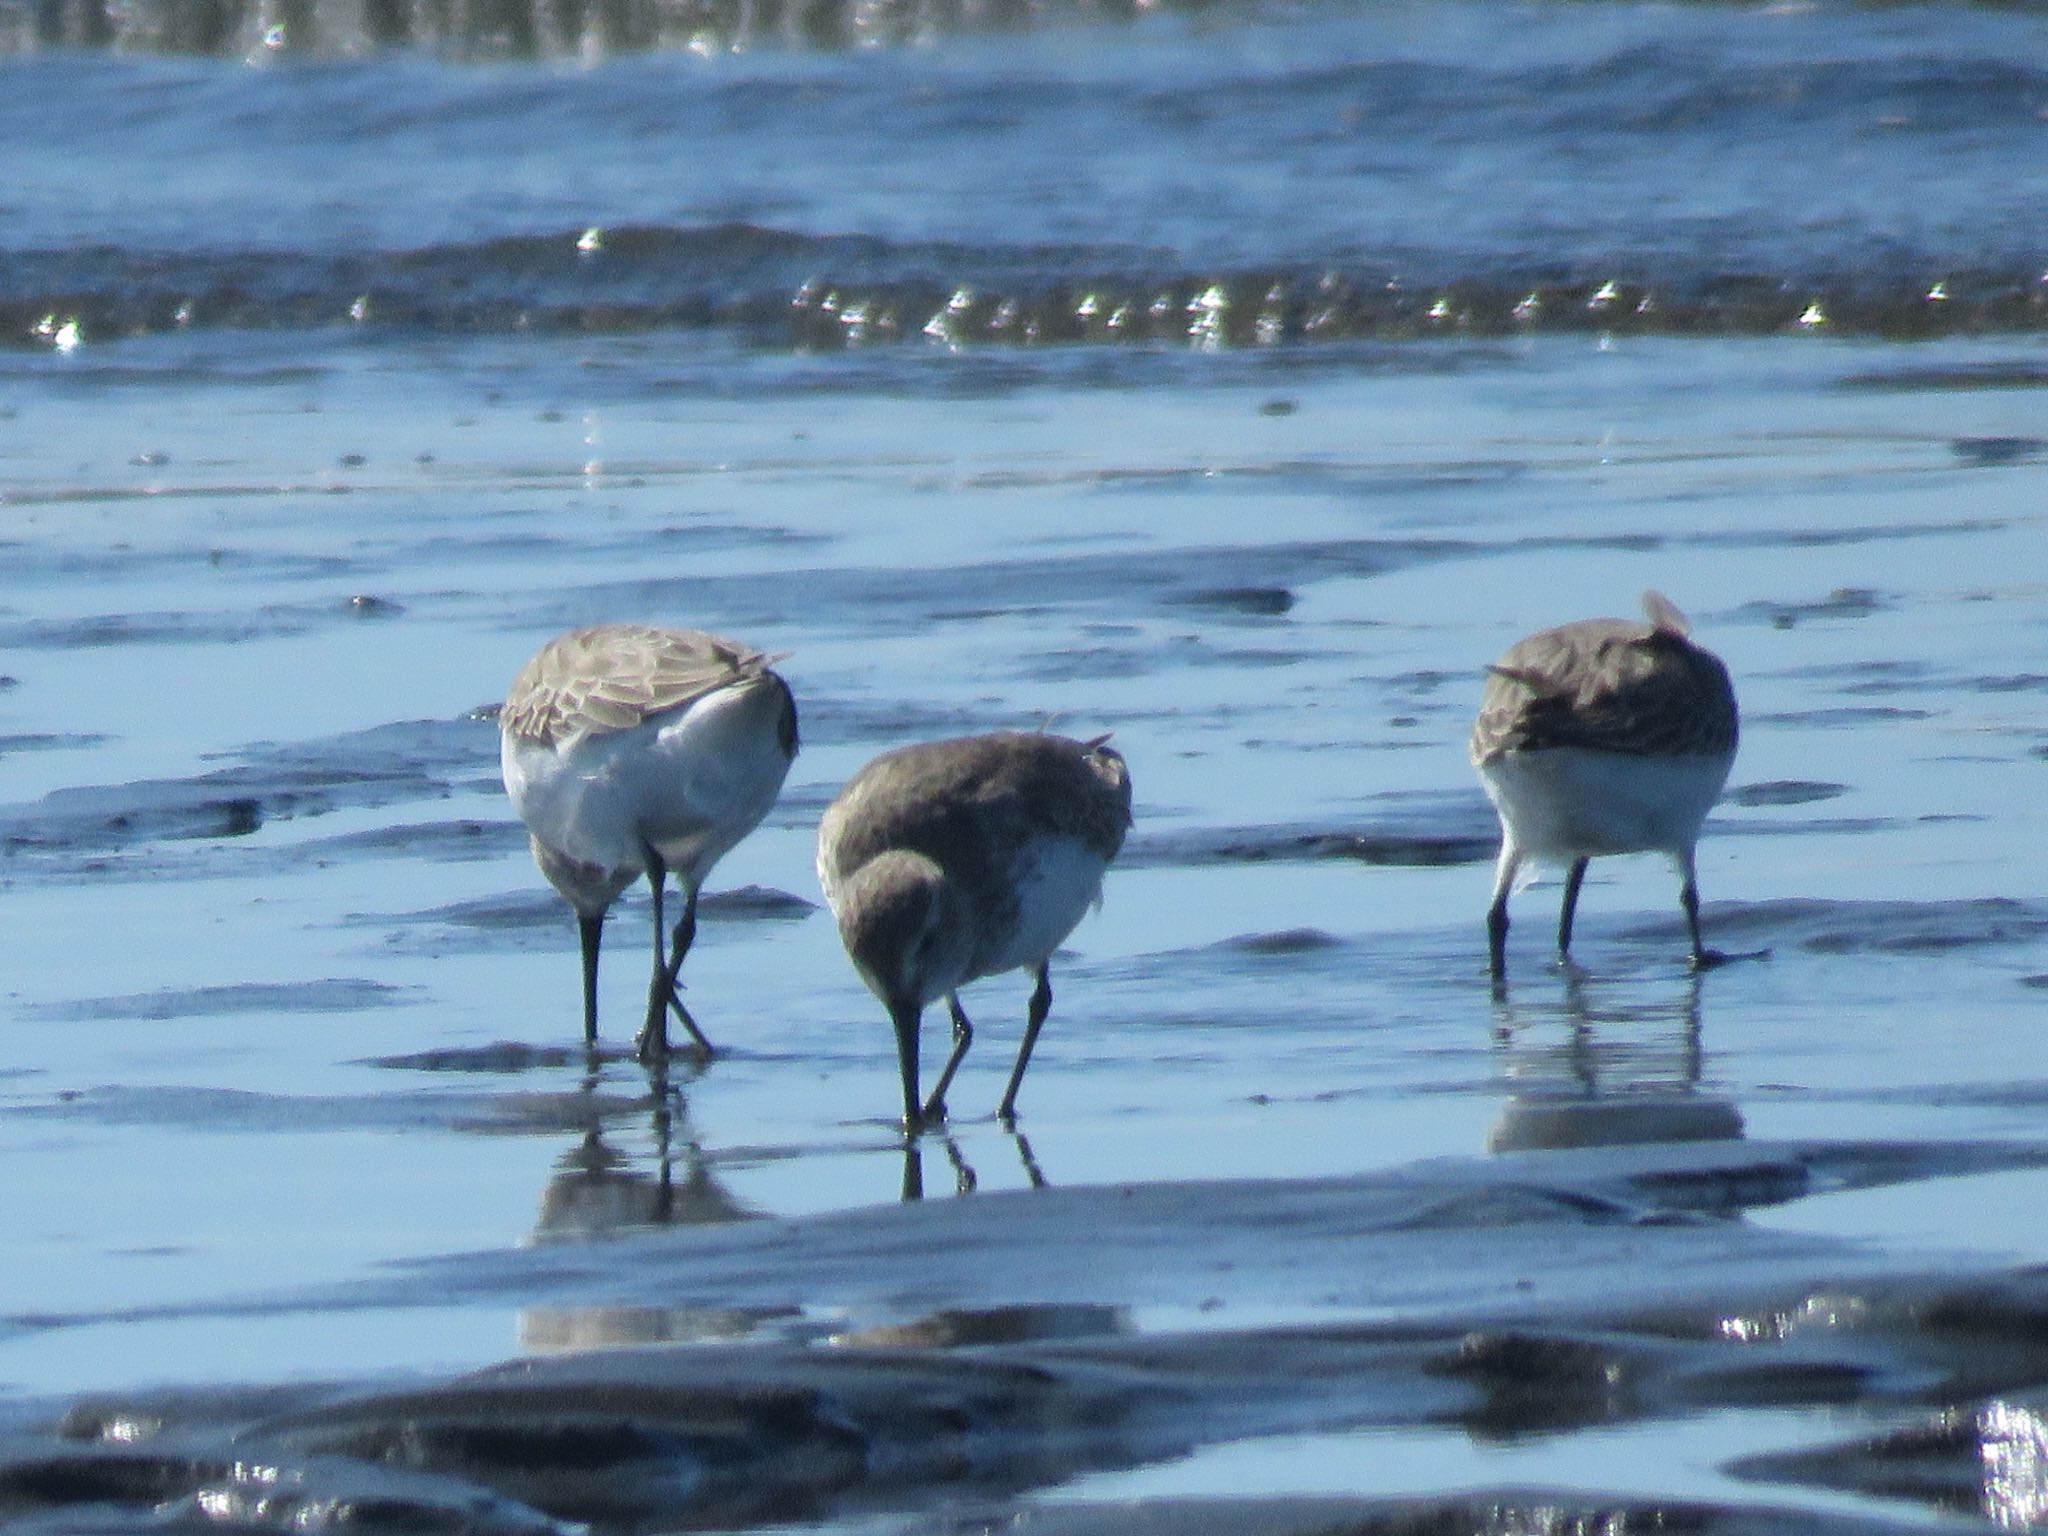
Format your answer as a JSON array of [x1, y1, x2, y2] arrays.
[[5, 0, 1196, 60], [12, 0, 2044, 60], [6, 223, 2045, 349]]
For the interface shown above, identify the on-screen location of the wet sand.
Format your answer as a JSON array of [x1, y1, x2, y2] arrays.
[[2, 332, 2047, 1530]]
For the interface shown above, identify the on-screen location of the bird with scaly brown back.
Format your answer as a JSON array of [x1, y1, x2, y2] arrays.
[[500, 625, 797, 1060], [1471, 592, 1738, 979]]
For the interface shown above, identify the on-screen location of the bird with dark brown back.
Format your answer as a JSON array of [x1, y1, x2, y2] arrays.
[[818, 731, 1132, 1132]]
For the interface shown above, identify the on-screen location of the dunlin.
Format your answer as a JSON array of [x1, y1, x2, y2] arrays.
[[500, 624, 797, 1059], [1471, 591, 1737, 978], [818, 731, 1132, 1130]]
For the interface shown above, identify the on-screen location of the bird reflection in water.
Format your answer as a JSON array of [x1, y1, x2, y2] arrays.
[[1487, 969, 1743, 1154], [900, 1126, 1047, 1202], [521, 1059, 774, 1354], [832, 1300, 1127, 1350]]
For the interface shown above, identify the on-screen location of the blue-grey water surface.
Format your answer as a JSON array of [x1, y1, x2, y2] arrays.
[[2, 3, 2048, 1532]]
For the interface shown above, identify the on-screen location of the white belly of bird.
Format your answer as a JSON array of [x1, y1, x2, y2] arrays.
[[1477, 747, 1732, 862], [977, 836, 1108, 980], [502, 681, 790, 883]]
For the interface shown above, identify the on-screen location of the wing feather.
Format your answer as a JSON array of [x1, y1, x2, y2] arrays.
[[502, 624, 781, 747], [1470, 595, 1736, 763]]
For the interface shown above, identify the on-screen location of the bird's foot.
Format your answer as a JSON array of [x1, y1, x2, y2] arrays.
[[634, 1021, 670, 1065], [665, 988, 716, 1059]]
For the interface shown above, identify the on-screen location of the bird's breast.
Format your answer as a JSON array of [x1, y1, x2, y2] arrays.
[[973, 835, 1110, 980]]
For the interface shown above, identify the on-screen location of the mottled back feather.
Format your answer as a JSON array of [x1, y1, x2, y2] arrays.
[[1471, 592, 1737, 763], [502, 624, 796, 752]]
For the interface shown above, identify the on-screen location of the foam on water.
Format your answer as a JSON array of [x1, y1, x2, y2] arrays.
[[2, 3, 2044, 348]]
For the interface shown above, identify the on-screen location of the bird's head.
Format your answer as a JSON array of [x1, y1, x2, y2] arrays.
[[835, 850, 974, 1021]]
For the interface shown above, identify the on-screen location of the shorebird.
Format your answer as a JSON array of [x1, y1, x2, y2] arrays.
[[1471, 591, 1738, 978], [818, 731, 1133, 1131], [500, 624, 797, 1060]]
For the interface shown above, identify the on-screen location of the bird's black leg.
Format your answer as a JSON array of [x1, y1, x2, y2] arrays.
[[1557, 857, 1590, 962], [659, 884, 714, 1058], [1486, 846, 1520, 983], [997, 965, 1053, 1124], [637, 848, 672, 1062], [920, 994, 973, 1123], [891, 1003, 925, 1135], [577, 911, 603, 1050], [1681, 872, 1730, 970]]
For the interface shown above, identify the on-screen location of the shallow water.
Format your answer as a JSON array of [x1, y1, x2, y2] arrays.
[[3, 321, 2048, 1529], [5, 0, 2048, 1524]]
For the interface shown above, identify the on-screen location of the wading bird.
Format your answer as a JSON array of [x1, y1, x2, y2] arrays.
[[819, 731, 1132, 1130], [1472, 591, 1737, 978], [501, 624, 797, 1059]]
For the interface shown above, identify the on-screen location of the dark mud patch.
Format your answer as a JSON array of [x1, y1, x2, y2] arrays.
[[19, 1142, 2048, 1534], [1015, 634, 1327, 684], [357, 883, 818, 957], [0, 590, 462, 652], [359, 889, 565, 941], [26, 1344, 1160, 1534], [1727, 1264, 2048, 1523], [1735, 1402, 2045, 1527], [1841, 362, 2048, 393], [1753, 657, 1928, 689], [1746, 706, 1936, 728], [1705, 815, 1899, 842], [1737, 587, 1890, 629], [1951, 435, 2046, 467], [1117, 925, 1376, 992], [1728, 780, 1850, 808], [24, 977, 411, 1023], [1124, 799, 1498, 872], [0, 731, 114, 758], [1163, 584, 1296, 618], [1666, 897, 2048, 957], [103, 1138, 2042, 1331], [367, 1041, 596, 1073], [18, 1083, 519, 1135], [1969, 672, 2048, 694], [299, 816, 523, 863], [1815, 1080, 2048, 1112], [15, 1081, 660, 1139], [1215, 927, 1348, 956], [995, 1495, 1945, 1536], [0, 717, 493, 877], [554, 535, 1470, 641]]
